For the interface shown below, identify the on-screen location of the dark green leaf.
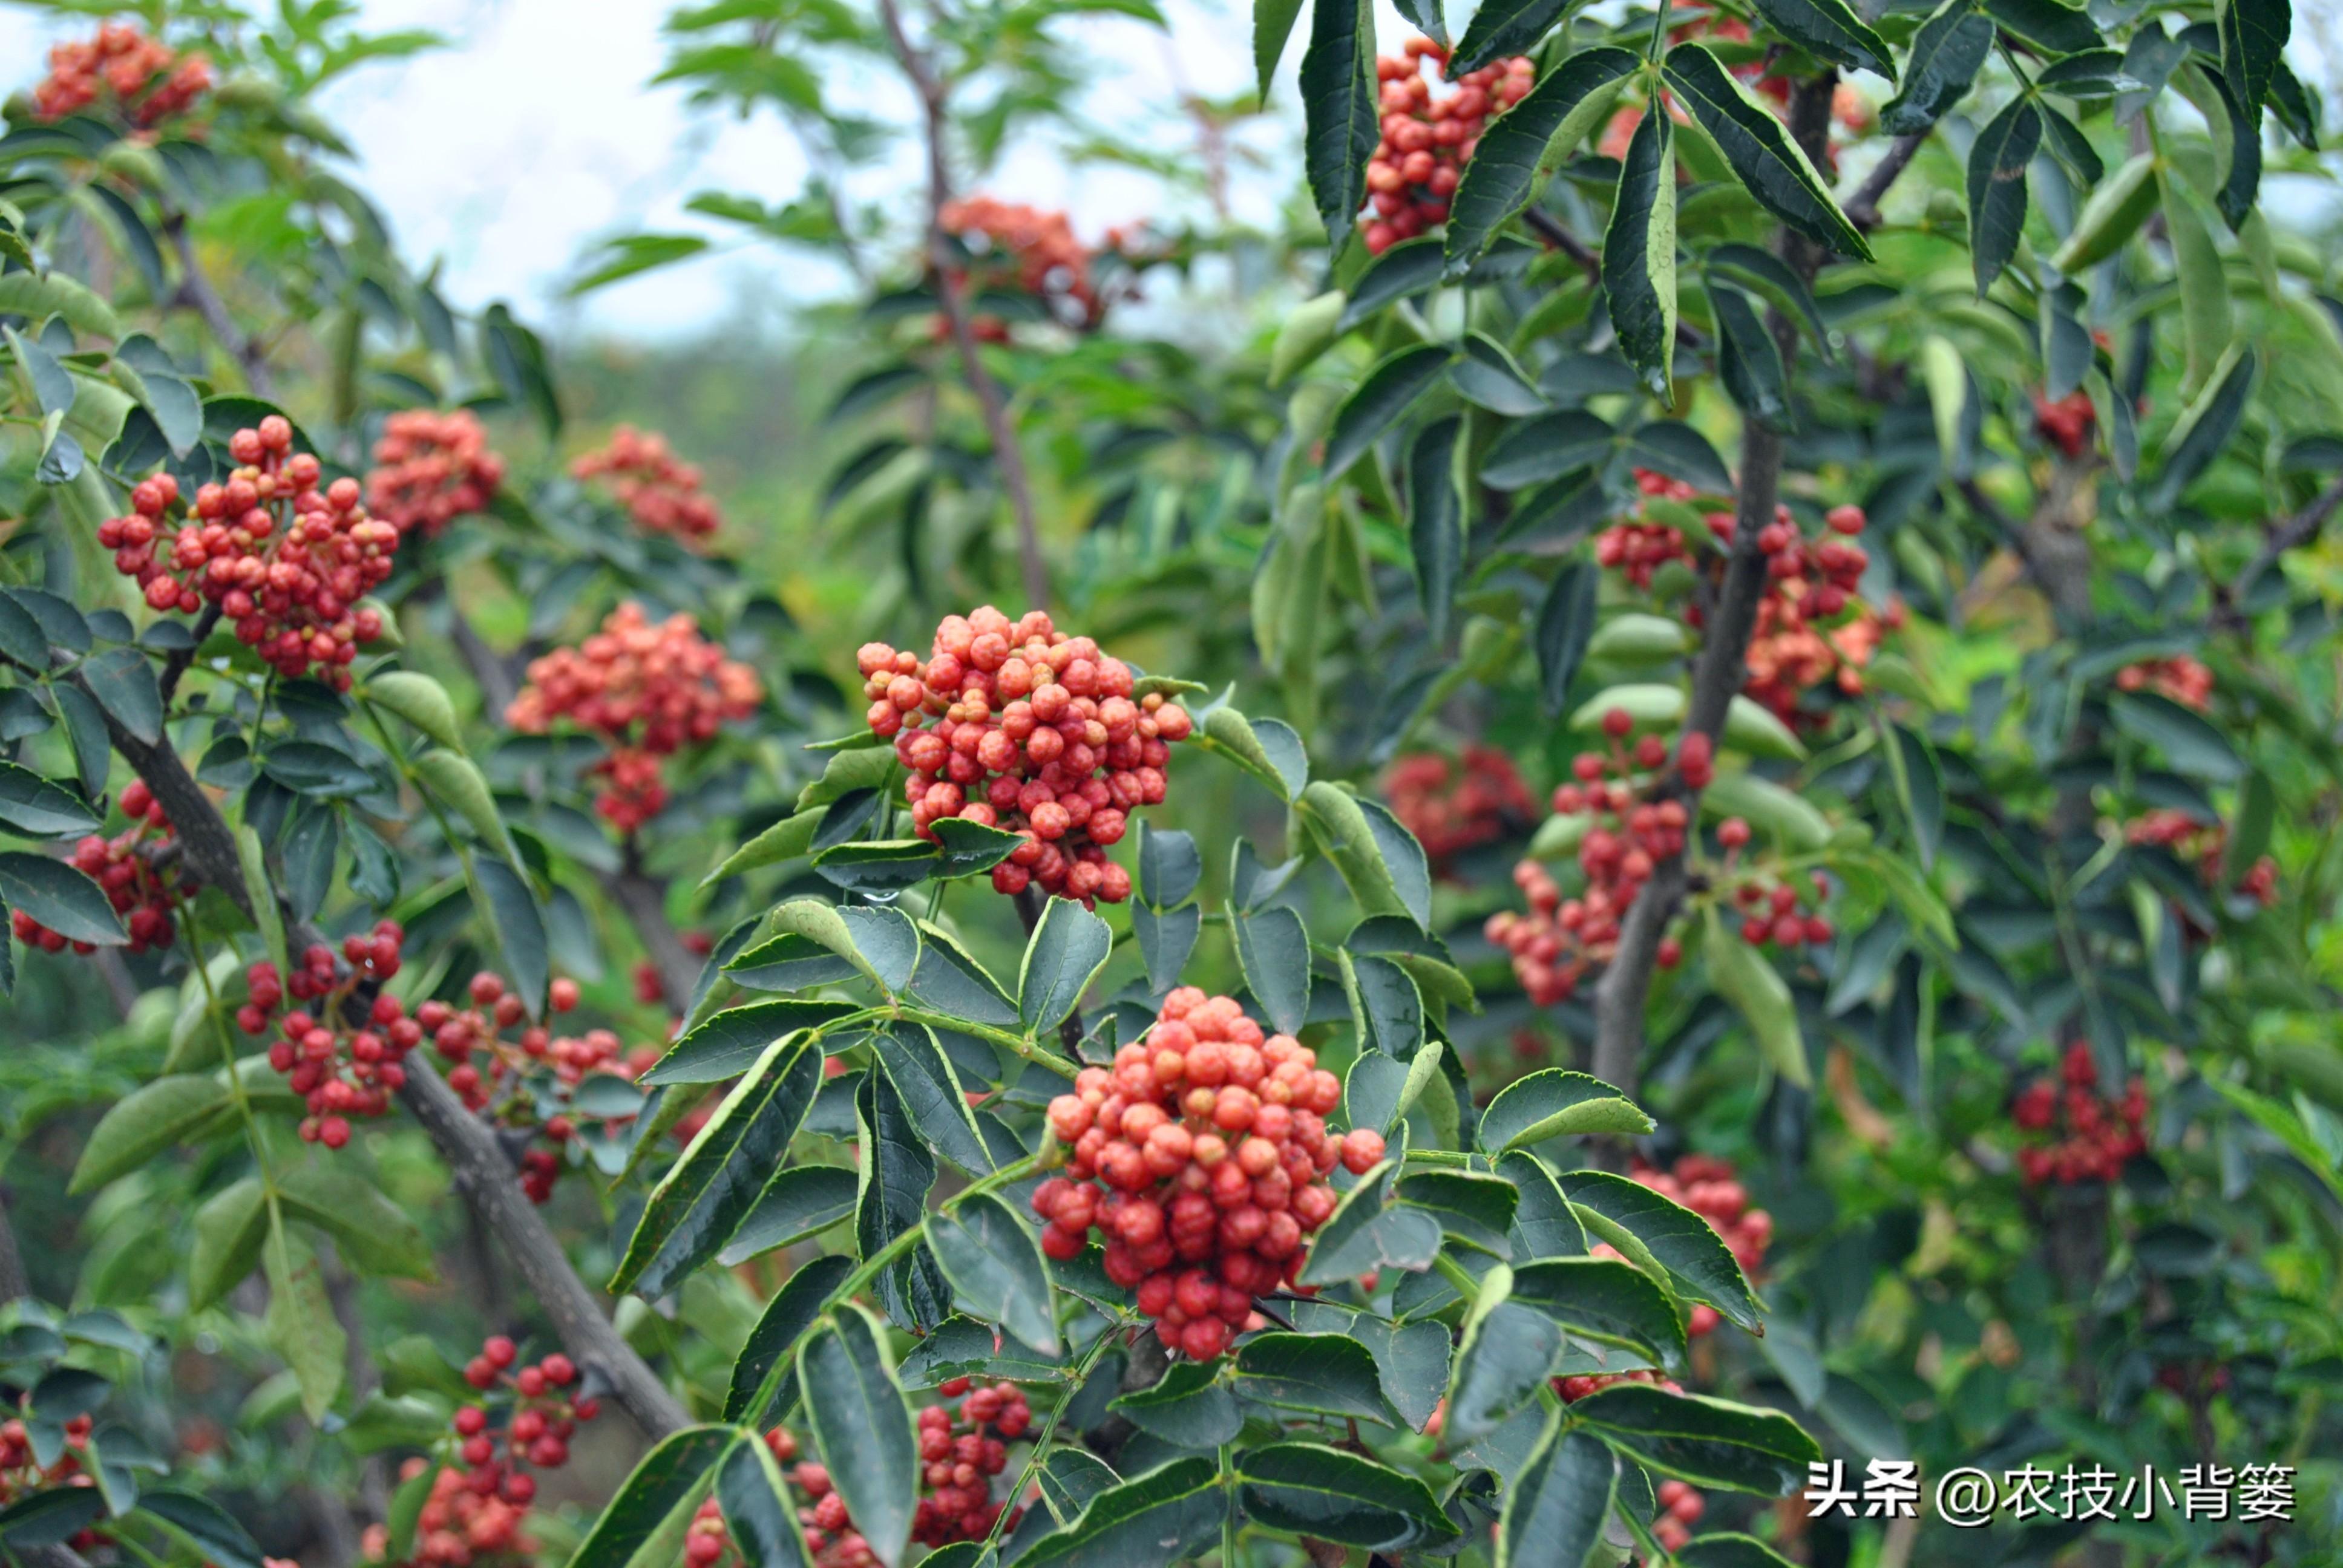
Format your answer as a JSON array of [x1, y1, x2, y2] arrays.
[[1666, 44, 1870, 258], [1881, 0, 1995, 134], [1339, 238, 1447, 331], [1561, 1169, 1760, 1331], [2151, 344, 2256, 508], [1452, 333, 1547, 416], [724, 1254, 853, 1423], [1300, 0, 1378, 242], [1109, 1359, 1242, 1447], [1296, 1160, 1445, 1284], [906, 924, 1020, 1027], [1446, 1291, 1563, 1443], [1452, 0, 1571, 73], [1323, 344, 1455, 480], [1445, 47, 1640, 269], [926, 1191, 1057, 1355], [1234, 904, 1312, 1036], [721, 1170, 860, 1268], [2109, 691, 2245, 782], [798, 1308, 917, 1567], [0, 762, 99, 838], [1137, 822, 1202, 909], [871, 1024, 993, 1177], [80, 648, 162, 746], [1603, 107, 1679, 400], [1345, 951, 1425, 1057], [1496, 1422, 1613, 1568], [716, 1433, 814, 1568], [1237, 1443, 1455, 1549], [1480, 410, 1614, 489], [1749, 0, 1895, 76], [1409, 417, 1464, 644], [0, 852, 125, 947], [1509, 1258, 1689, 1370], [1570, 1383, 1821, 1494], [1255, 0, 1307, 103], [473, 855, 550, 1022], [1015, 1457, 1222, 1568], [1966, 94, 2041, 295], [1535, 560, 1599, 716], [1398, 1170, 1520, 1253], [1132, 903, 1200, 998], [568, 1426, 735, 1568], [612, 1036, 822, 1297], [1714, 286, 1792, 431], [1983, 0, 2103, 54], [644, 1000, 856, 1086], [1479, 1069, 1651, 1151], [137, 1491, 264, 1568], [1020, 897, 1113, 1033], [1236, 1331, 1400, 1422]]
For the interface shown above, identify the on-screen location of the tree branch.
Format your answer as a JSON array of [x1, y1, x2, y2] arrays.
[[1589, 73, 1841, 1106], [84, 687, 689, 1440], [160, 209, 277, 401], [2233, 474, 2343, 606], [875, 0, 1052, 612], [1846, 131, 1929, 232]]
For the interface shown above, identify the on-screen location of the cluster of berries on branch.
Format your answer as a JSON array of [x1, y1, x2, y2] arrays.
[[1702, 502, 1894, 724], [373, 1339, 598, 1568], [2116, 655, 2213, 711], [1601, 5, 1873, 175], [2125, 809, 2278, 908], [364, 410, 506, 540], [937, 198, 1149, 333], [2034, 389, 2098, 459], [32, 24, 209, 125], [570, 426, 722, 543], [856, 607, 1192, 905], [759, 1425, 883, 1567], [1035, 988, 1377, 1361], [1381, 745, 1534, 872], [506, 602, 762, 832], [1, 1410, 102, 1546], [1359, 39, 1534, 255], [910, 1379, 1030, 1546], [97, 418, 398, 687], [1627, 1155, 1770, 1337], [14, 782, 182, 954], [1486, 720, 1708, 1004], [417, 972, 658, 1202], [241, 922, 415, 1148], [1716, 818, 1834, 952], [2012, 1042, 2149, 1185], [1594, 469, 1701, 589]]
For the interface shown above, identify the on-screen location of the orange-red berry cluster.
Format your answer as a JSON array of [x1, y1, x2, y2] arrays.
[[1651, 1478, 1709, 1554], [1627, 1155, 1771, 1338], [1594, 469, 1701, 589], [1718, 817, 1833, 951], [372, 1339, 598, 1568], [2014, 1043, 2148, 1184], [506, 603, 762, 832], [2034, 389, 2097, 459], [570, 426, 721, 543], [762, 1428, 879, 1568], [1381, 746, 1534, 872], [1485, 720, 1711, 1004], [98, 419, 397, 688], [1, 1409, 99, 1542], [242, 923, 414, 1148], [911, 1379, 1030, 1547], [2116, 655, 2212, 711], [1035, 988, 1375, 1361], [857, 607, 1192, 906], [417, 973, 655, 1203], [937, 198, 1138, 332], [2125, 809, 2278, 906], [365, 410, 505, 540], [1699, 503, 1892, 724], [1360, 39, 1533, 255], [33, 24, 209, 125], [14, 782, 181, 955]]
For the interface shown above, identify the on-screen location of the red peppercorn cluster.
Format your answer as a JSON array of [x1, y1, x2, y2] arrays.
[[2124, 809, 2278, 907], [937, 198, 1144, 332], [2115, 655, 2212, 711], [1650, 1478, 1709, 1555], [1381, 745, 1535, 872], [13, 782, 182, 955], [911, 1377, 1031, 1547], [395, 1462, 533, 1568], [97, 418, 398, 688], [2013, 1043, 2148, 1184], [1697, 503, 1892, 723], [1626, 1155, 1771, 1338], [763, 1429, 878, 1568], [417, 973, 649, 1203], [856, 607, 1193, 906], [1359, 39, 1533, 255], [1034, 988, 1377, 1361], [1, 1410, 99, 1537], [240, 922, 414, 1149], [2034, 389, 2097, 459], [569, 426, 721, 543], [1485, 719, 1711, 1004], [32, 24, 210, 125], [1716, 817, 1834, 952], [1594, 469, 1701, 589], [506, 603, 762, 833], [364, 410, 505, 540]]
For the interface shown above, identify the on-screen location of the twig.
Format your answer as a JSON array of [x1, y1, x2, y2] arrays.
[[874, 0, 1052, 612], [1588, 73, 1842, 1109], [1846, 131, 1929, 232], [2234, 474, 2343, 605], [80, 682, 690, 1440], [159, 208, 277, 400], [1521, 206, 1600, 281]]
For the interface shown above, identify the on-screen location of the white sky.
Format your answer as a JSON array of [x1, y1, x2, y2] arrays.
[[2, 0, 1315, 339]]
